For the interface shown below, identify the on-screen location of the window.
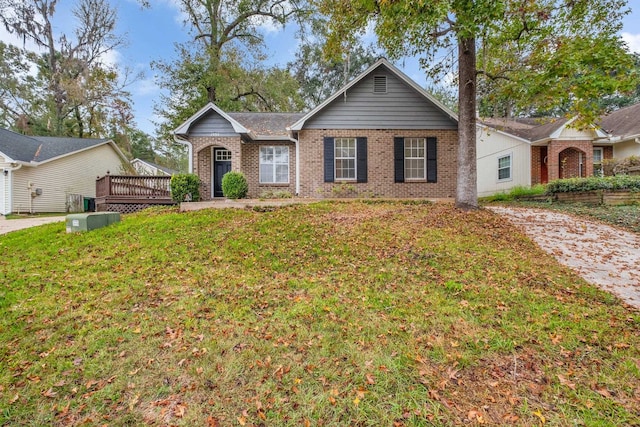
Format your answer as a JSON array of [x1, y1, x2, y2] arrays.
[[498, 154, 512, 181], [334, 138, 357, 180], [593, 147, 604, 176], [394, 137, 437, 183], [373, 75, 387, 93], [259, 146, 289, 184], [215, 149, 232, 161], [404, 138, 426, 180]]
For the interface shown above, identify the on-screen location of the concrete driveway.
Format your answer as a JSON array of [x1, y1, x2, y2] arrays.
[[0, 215, 65, 235], [490, 206, 640, 309]]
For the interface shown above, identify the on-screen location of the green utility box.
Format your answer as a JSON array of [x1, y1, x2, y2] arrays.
[[66, 212, 120, 233]]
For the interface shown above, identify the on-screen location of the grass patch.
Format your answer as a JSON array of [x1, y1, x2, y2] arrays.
[[1, 201, 638, 425], [480, 184, 547, 202]]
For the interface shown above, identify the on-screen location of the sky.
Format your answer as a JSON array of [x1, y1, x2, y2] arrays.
[[2, 0, 640, 137]]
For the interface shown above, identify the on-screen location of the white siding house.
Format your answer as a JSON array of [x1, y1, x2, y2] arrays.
[[476, 124, 532, 197], [1, 128, 128, 214]]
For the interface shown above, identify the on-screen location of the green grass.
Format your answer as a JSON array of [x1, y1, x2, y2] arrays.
[[480, 184, 547, 202], [1, 201, 639, 426]]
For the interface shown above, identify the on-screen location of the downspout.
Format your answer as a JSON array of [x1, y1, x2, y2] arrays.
[[173, 134, 193, 173], [295, 135, 300, 196], [3, 164, 22, 215]]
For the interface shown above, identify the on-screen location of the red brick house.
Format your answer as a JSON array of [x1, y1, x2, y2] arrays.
[[173, 58, 459, 200]]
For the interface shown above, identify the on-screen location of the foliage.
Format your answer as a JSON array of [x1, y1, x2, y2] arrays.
[[147, 0, 307, 140], [0, 0, 138, 145], [0, 202, 639, 425], [481, 184, 547, 202], [546, 176, 640, 194], [170, 173, 201, 202], [602, 155, 640, 176], [288, 24, 380, 109], [221, 171, 249, 199]]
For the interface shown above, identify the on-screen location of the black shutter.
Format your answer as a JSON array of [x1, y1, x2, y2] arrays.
[[426, 137, 437, 183], [324, 137, 334, 183], [394, 137, 404, 183], [356, 137, 367, 183]]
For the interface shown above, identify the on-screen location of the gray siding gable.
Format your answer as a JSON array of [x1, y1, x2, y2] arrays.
[[304, 66, 457, 130], [189, 110, 239, 136]]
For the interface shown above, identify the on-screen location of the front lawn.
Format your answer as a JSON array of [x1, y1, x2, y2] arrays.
[[1, 201, 638, 425]]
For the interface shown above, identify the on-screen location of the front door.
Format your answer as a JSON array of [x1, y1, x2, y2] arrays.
[[213, 148, 232, 198]]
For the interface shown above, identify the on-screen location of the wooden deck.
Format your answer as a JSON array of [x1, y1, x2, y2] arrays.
[[95, 175, 176, 213]]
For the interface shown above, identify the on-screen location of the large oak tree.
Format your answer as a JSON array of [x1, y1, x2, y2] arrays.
[[318, 0, 636, 209]]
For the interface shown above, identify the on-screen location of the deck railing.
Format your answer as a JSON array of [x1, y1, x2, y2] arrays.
[[96, 175, 172, 198]]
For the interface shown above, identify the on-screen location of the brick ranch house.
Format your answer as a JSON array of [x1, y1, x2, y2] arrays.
[[476, 103, 640, 196], [173, 58, 459, 200]]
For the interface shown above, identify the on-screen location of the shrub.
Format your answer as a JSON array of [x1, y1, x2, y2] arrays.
[[546, 175, 640, 194], [602, 155, 640, 176], [222, 171, 248, 199], [480, 184, 547, 202], [170, 173, 201, 202]]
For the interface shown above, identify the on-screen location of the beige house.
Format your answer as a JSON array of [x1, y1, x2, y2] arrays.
[[174, 59, 459, 200], [476, 104, 640, 197], [0, 128, 129, 214]]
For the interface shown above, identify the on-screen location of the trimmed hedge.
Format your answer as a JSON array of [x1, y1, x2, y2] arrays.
[[221, 171, 248, 199], [171, 173, 201, 202], [546, 175, 640, 194]]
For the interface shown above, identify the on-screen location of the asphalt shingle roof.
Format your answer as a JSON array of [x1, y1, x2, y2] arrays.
[[228, 112, 306, 137], [0, 128, 108, 163], [599, 103, 640, 138]]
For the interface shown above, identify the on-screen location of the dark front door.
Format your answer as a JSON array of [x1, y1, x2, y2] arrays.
[[213, 148, 232, 198]]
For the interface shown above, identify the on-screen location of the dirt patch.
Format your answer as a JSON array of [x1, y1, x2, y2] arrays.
[[489, 206, 640, 309]]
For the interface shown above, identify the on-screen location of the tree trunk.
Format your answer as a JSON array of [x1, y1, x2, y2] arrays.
[[456, 36, 479, 210]]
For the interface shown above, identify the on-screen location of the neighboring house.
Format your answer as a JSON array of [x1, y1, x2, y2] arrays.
[[173, 58, 459, 200], [0, 128, 129, 214], [131, 158, 177, 176], [476, 103, 640, 196]]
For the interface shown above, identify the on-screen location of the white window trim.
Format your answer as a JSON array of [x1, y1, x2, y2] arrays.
[[497, 153, 513, 182], [593, 147, 604, 177], [404, 137, 427, 181], [334, 137, 357, 181], [259, 146, 290, 184]]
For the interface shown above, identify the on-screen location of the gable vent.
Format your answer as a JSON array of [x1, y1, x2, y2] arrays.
[[373, 75, 387, 93]]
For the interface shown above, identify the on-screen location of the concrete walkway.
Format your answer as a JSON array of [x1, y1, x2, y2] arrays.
[[0, 215, 65, 235], [490, 206, 640, 309]]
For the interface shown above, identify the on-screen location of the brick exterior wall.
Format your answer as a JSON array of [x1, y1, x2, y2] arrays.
[[602, 146, 613, 160], [190, 136, 242, 200], [296, 129, 458, 198], [531, 146, 542, 185], [242, 142, 296, 198], [548, 140, 593, 181]]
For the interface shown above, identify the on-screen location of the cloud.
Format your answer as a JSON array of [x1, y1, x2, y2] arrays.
[[621, 32, 640, 53], [135, 77, 160, 96]]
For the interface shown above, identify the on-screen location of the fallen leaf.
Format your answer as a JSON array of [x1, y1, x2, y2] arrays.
[[557, 374, 576, 390], [42, 388, 57, 398], [532, 409, 546, 424], [366, 373, 375, 385]]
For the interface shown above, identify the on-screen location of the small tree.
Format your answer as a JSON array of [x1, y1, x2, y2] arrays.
[[171, 173, 201, 202], [221, 171, 248, 199]]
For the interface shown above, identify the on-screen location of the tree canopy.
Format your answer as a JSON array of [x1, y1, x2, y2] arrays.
[[148, 0, 308, 140], [0, 0, 136, 144]]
